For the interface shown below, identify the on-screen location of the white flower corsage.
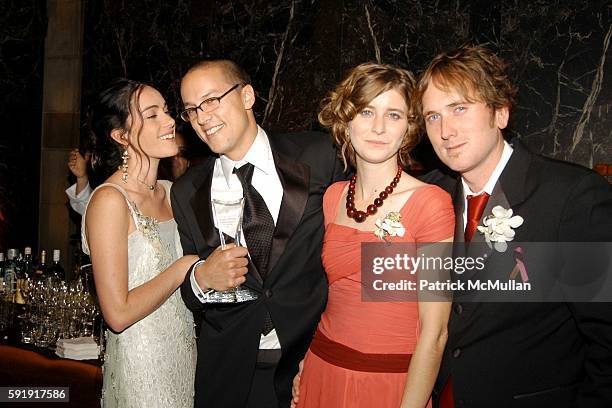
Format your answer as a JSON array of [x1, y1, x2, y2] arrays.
[[477, 205, 524, 252], [374, 211, 405, 242]]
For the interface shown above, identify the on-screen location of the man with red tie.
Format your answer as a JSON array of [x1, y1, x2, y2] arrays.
[[417, 45, 612, 407]]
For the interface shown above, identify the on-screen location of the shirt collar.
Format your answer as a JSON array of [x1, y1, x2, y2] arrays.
[[462, 140, 513, 198], [219, 126, 273, 187]]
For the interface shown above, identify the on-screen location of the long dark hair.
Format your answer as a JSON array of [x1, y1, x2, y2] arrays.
[[86, 78, 147, 183]]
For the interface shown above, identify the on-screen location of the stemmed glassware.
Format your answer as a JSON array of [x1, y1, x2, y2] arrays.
[[31, 278, 54, 348], [18, 276, 34, 343], [19, 270, 101, 354], [210, 197, 259, 303], [0, 281, 12, 332]]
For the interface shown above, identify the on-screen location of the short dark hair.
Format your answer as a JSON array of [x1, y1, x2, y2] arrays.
[[183, 59, 251, 86]]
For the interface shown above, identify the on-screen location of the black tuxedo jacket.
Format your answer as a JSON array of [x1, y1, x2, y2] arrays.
[[423, 140, 612, 407], [171, 131, 343, 407]]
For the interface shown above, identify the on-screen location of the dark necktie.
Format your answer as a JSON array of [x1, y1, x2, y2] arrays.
[[234, 163, 275, 334], [464, 192, 490, 242]]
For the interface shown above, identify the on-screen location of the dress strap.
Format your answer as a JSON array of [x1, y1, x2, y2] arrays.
[[80, 183, 140, 255], [157, 180, 173, 207], [92, 183, 140, 225]]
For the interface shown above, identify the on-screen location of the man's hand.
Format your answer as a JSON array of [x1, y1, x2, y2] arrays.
[[290, 359, 304, 408], [195, 244, 249, 291], [68, 148, 90, 179], [68, 148, 91, 195]]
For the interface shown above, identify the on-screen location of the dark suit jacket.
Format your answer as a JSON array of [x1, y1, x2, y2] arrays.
[[171, 131, 343, 408], [423, 140, 612, 407]]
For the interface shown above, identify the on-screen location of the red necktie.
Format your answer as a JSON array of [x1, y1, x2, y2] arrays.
[[439, 377, 455, 408], [464, 192, 490, 242], [440, 192, 490, 408]]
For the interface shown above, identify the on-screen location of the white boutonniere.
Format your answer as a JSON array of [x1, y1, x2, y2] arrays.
[[374, 211, 405, 242], [477, 205, 524, 252]]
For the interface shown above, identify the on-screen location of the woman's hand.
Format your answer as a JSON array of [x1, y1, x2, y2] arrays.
[[290, 359, 304, 408], [174, 254, 200, 285]]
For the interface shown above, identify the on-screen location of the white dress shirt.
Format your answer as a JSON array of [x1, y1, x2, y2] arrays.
[[190, 126, 283, 349], [461, 141, 513, 229], [65, 183, 92, 216]]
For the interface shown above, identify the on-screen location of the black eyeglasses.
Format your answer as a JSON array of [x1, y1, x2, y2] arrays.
[[180, 83, 243, 122]]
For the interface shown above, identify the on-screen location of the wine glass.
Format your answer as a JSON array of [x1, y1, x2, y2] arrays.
[[19, 277, 35, 344]]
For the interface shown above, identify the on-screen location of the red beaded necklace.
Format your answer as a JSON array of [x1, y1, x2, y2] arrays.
[[346, 166, 402, 223]]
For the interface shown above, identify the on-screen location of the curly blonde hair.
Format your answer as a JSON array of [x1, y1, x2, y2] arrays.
[[318, 62, 419, 172]]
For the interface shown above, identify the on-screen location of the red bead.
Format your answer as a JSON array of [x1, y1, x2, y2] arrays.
[[344, 168, 401, 223], [354, 211, 367, 223]]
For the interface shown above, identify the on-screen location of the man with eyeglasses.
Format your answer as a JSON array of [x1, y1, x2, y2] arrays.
[[171, 60, 343, 408]]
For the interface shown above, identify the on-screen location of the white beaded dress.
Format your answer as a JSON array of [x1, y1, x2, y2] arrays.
[[82, 181, 196, 408]]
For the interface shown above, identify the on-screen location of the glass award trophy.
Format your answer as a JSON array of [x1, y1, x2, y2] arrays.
[[209, 197, 259, 303]]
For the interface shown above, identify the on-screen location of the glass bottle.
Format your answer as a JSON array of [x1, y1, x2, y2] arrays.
[[48, 250, 65, 282], [34, 250, 48, 280]]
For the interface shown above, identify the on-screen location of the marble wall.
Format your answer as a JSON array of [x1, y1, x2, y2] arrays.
[[1, 0, 610, 249], [81, 0, 611, 167], [0, 0, 46, 249]]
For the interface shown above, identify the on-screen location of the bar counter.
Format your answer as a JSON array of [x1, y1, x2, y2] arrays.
[[0, 320, 102, 407]]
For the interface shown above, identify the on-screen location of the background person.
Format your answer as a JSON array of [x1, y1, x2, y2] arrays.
[[66, 148, 92, 215]]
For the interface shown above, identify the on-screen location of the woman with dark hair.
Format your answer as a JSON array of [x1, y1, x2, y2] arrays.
[[292, 63, 454, 407], [81, 79, 197, 407]]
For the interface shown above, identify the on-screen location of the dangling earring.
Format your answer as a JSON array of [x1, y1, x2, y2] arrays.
[[121, 148, 129, 183]]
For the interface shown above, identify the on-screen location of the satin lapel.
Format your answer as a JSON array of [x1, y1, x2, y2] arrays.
[[267, 140, 310, 275], [243, 265, 262, 290], [190, 160, 219, 250]]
